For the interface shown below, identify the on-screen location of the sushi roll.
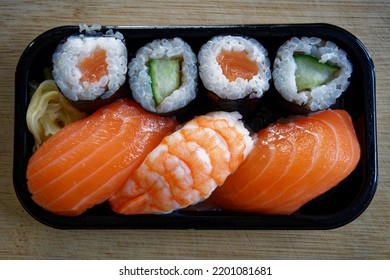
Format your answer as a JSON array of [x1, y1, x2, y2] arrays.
[[128, 38, 198, 114], [198, 35, 271, 113], [272, 37, 353, 111], [52, 33, 128, 112]]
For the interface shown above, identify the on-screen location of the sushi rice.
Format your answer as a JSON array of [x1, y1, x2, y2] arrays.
[[52, 35, 128, 101], [128, 38, 198, 114], [272, 37, 353, 111], [198, 35, 271, 100]]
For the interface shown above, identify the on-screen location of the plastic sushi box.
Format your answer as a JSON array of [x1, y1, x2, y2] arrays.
[[14, 24, 377, 229]]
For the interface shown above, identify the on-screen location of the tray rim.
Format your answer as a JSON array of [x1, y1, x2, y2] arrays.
[[13, 23, 378, 230]]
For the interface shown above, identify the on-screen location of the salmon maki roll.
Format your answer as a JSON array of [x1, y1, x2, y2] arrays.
[[52, 33, 128, 112], [109, 111, 254, 214], [26, 99, 177, 216], [211, 109, 360, 215], [198, 35, 271, 114]]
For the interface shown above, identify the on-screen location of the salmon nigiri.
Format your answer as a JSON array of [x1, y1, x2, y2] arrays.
[[109, 111, 254, 215], [211, 109, 361, 215], [26, 99, 177, 216]]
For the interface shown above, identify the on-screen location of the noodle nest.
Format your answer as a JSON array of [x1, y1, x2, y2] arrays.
[[26, 80, 87, 148]]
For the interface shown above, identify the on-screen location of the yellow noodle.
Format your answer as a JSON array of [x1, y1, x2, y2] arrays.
[[26, 80, 87, 148]]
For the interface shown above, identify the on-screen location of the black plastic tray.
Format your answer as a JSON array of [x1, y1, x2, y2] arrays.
[[14, 24, 377, 229]]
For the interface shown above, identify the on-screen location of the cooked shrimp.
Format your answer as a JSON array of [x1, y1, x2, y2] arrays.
[[109, 111, 254, 214]]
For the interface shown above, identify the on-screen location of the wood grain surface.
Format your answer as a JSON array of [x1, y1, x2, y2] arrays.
[[1, 0, 389, 259]]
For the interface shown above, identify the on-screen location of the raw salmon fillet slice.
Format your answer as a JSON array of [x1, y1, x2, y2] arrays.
[[79, 49, 108, 83], [216, 50, 259, 81], [26, 98, 177, 216], [211, 109, 361, 215]]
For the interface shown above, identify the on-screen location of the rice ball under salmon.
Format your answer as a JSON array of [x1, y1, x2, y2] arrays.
[[52, 35, 128, 101], [272, 37, 352, 111], [198, 35, 271, 100]]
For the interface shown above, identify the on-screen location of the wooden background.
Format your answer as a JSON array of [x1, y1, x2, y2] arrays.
[[1, 0, 389, 259]]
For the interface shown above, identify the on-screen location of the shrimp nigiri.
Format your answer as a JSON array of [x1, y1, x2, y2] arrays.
[[109, 111, 254, 214]]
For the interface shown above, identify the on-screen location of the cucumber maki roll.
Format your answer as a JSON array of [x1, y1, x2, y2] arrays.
[[128, 38, 197, 114], [198, 35, 271, 114], [272, 37, 352, 111], [52, 31, 128, 112]]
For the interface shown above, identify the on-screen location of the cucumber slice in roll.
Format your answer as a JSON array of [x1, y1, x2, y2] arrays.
[[149, 58, 181, 106], [294, 54, 340, 92]]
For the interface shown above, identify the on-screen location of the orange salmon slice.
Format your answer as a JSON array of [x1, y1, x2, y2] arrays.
[[26, 99, 177, 216], [80, 49, 108, 83], [211, 109, 361, 215], [216, 50, 259, 81]]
